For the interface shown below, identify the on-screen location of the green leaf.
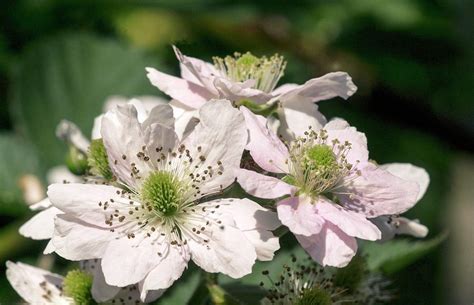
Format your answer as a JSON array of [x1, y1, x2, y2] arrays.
[[361, 233, 447, 275], [9, 32, 160, 170], [0, 133, 40, 215]]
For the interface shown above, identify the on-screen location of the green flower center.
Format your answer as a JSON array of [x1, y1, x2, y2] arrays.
[[295, 287, 333, 305], [88, 139, 113, 180], [213, 52, 286, 93], [305, 144, 338, 170], [63, 270, 96, 305], [141, 171, 185, 216]]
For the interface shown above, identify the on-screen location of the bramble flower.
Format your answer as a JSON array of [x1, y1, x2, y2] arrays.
[[145, 46, 357, 135], [6, 260, 159, 305], [237, 108, 421, 267], [371, 163, 429, 241], [47, 100, 280, 301], [259, 255, 392, 305]]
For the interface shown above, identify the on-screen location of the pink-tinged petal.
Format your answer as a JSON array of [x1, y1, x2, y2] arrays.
[[271, 83, 299, 96], [173, 46, 221, 93], [183, 100, 247, 196], [142, 103, 175, 130], [43, 240, 55, 254], [236, 169, 295, 199], [6, 261, 67, 305], [380, 163, 429, 202], [213, 77, 272, 104], [278, 100, 327, 139], [51, 215, 114, 261], [339, 162, 420, 217], [277, 196, 325, 237], [325, 118, 369, 165], [19, 207, 62, 240], [101, 103, 150, 187], [372, 216, 428, 241], [188, 220, 257, 278], [47, 184, 129, 228], [139, 246, 190, 301], [278, 72, 357, 103], [296, 222, 357, 267], [144, 123, 179, 165], [170, 100, 200, 140], [240, 106, 289, 173], [101, 238, 166, 287], [242, 229, 280, 261], [316, 198, 381, 241], [146, 67, 212, 109]]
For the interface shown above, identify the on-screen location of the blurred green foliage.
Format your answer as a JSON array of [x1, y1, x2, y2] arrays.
[[1, 0, 473, 304]]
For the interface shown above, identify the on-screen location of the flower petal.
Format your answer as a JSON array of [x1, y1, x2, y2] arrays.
[[278, 71, 357, 103], [240, 106, 289, 173], [213, 77, 272, 104], [380, 163, 429, 202], [325, 118, 369, 165], [6, 261, 67, 305], [278, 100, 327, 139], [81, 260, 121, 303], [146, 67, 212, 109], [372, 216, 428, 241], [277, 196, 325, 237], [242, 229, 280, 261], [48, 183, 130, 227], [316, 198, 381, 241], [101, 238, 167, 287], [236, 169, 295, 199], [19, 207, 62, 240], [139, 245, 190, 301], [188, 219, 257, 278], [183, 100, 247, 195], [339, 163, 420, 217], [51, 215, 114, 261], [296, 222, 357, 267]]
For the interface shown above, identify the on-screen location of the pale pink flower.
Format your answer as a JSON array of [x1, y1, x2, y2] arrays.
[[145, 46, 357, 136], [237, 108, 420, 267], [47, 100, 279, 301]]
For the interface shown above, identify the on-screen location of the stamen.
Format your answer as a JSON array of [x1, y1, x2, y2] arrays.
[[213, 52, 286, 93]]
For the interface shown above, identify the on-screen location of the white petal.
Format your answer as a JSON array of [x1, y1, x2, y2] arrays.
[[240, 106, 289, 173], [296, 222, 358, 268], [372, 216, 428, 241], [55, 119, 90, 153], [47, 166, 82, 184], [146, 67, 212, 108], [278, 100, 327, 139], [47, 183, 130, 227], [183, 100, 247, 195], [19, 207, 62, 240], [216, 198, 280, 231], [380, 163, 429, 201], [188, 219, 257, 278], [80, 260, 122, 303], [51, 215, 114, 260], [101, 103, 151, 187], [30, 197, 53, 211], [236, 169, 295, 199], [276, 196, 325, 237], [316, 198, 381, 241], [242, 229, 280, 261], [6, 261, 67, 305], [101, 238, 167, 287], [278, 72, 357, 103], [139, 246, 190, 301]]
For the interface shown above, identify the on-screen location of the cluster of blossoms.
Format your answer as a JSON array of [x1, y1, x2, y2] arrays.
[[7, 47, 429, 304]]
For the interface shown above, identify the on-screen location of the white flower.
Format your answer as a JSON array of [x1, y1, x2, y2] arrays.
[[6, 260, 159, 305], [47, 100, 280, 301], [145, 46, 357, 138]]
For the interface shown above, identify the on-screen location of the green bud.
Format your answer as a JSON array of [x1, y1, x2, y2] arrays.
[[66, 146, 88, 175], [88, 139, 113, 180], [63, 270, 96, 305]]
